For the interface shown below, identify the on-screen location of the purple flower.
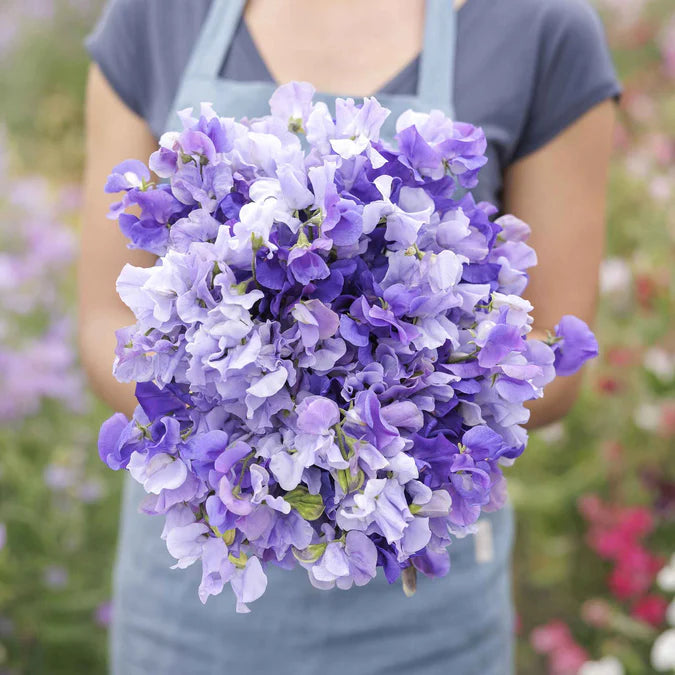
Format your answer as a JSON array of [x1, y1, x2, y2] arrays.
[[287, 237, 332, 285], [269, 81, 315, 130], [94, 601, 114, 629], [43, 565, 68, 589], [229, 555, 268, 613], [477, 323, 526, 368], [104, 159, 150, 193], [552, 315, 600, 376], [295, 395, 340, 433], [291, 299, 340, 348], [96, 84, 600, 609], [308, 530, 377, 590], [97, 413, 133, 470], [163, 506, 209, 569]]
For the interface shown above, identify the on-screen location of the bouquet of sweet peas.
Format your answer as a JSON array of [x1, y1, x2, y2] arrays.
[[98, 82, 598, 612]]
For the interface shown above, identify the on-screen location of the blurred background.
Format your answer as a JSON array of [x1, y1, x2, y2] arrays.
[[0, 1, 673, 673]]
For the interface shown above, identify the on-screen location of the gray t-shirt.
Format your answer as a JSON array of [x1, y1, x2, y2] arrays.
[[85, 0, 621, 209]]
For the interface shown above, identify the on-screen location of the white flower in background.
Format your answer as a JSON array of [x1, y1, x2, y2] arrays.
[[657, 554, 675, 592], [634, 402, 662, 433], [624, 150, 651, 178], [536, 421, 566, 443], [599, 257, 631, 297], [667, 598, 675, 627], [578, 656, 624, 675], [652, 629, 675, 671], [649, 174, 674, 203], [594, 0, 650, 28], [644, 347, 675, 382]]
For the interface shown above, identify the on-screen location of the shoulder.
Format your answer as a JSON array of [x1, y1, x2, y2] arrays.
[[503, 0, 620, 162], [86, 0, 212, 132], [87, 0, 211, 46], [461, 0, 611, 73], [500, 0, 603, 23], [469, 0, 607, 44], [510, 0, 608, 45], [88, 0, 149, 34]]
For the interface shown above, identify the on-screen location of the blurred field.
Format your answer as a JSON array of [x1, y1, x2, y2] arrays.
[[0, 1, 673, 673]]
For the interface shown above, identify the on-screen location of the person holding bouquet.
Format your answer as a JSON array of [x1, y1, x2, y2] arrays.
[[78, 0, 621, 673]]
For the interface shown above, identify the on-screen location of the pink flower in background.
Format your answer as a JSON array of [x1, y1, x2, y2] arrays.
[[581, 495, 665, 603], [581, 599, 613, 628], [658, 13, 675, 79], [631, 594, 668, 627], [623, 90, 657, 124], [600, 440, 624, 466], [635, 273, 660, 310], [658, 401, 675, 439], [609, 546, 663, 600], [606, 346, 638, 367], [647, 133, 675, 167], [595, 375, 622, 396], [531, 621, 574, 653], [549, 644, 592, 675], [578, 494, 612, 524], [531, 620, 590, 675]]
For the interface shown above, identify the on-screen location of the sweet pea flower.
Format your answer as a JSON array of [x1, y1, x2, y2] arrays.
[[96, 84, 600, 610]]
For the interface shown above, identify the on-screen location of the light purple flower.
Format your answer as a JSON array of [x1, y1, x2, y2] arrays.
[[552, 315, 599, 376], [95, 84, 600, 609]]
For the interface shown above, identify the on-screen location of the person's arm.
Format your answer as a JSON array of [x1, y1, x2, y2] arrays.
[[78, 63, 158, 419], [502, 98, 617, 430]]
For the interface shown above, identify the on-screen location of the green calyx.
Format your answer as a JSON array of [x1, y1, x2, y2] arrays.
[[293, 228, 311, 249], [232, 279, 250, 295], [250, 232, 264, 253], [544, 330, 564, 346], [228, 551, 248, 569], [292, 542, 327, 564], [284, 485, 325, 521], [404, 243, 425, 260], [288, 117, 305, 134], [336, 467, 365, 494]]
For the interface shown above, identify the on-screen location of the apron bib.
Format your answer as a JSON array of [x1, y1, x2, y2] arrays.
[[110, 3, 516, 673], [164, 0, 457, 138]]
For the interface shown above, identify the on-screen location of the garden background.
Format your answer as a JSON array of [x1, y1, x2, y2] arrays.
[[0, 1, 673, 673]]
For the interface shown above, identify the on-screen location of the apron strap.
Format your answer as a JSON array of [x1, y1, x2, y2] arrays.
[[183, 0, 246, 81], [418, 0, 457, 118], [177, 0, 457, 115]]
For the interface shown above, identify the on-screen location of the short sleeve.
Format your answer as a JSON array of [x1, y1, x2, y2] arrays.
[[84, 0, 150, 119], [511, 0, 622, 163]]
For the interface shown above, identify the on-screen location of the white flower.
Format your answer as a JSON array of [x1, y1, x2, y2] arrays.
[[657, 554, 675, 592], [599, 257, 631, 296], [652, 629, 675, 671], [536, 421, 566, 443], [667, 598, 675, 627], [634, 402, 662, 433], [644, 347, 674, 382], [578, 656, 624, 675]]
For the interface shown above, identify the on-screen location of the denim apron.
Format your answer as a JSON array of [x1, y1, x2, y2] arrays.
[[110, 2, 516, 673]]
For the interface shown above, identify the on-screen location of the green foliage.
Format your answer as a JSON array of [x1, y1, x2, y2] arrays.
[[0, 399, 120, 675]]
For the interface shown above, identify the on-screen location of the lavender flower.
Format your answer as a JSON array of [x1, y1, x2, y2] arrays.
[[98, 82, 599, 611]]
